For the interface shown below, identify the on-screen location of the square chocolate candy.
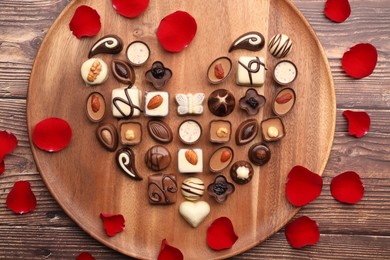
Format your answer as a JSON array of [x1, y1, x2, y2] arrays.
[[236, 56, 266, 86], [148, 173, 177, 205], [145, 91, 169, 117], [178, 149, 203, 173], [111, 87, 142, 118]]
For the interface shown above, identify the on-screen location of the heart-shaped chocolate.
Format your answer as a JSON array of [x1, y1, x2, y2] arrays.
[[179, 201, 210, 228]]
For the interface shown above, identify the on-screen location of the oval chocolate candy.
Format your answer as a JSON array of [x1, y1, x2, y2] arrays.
[[235, 119, 259, 145], [272, 87, 296, 117], [209, 146, 234, 173], [207, 56, 232, 84], [86, 92, 105, 122], [96, 123, 118, 151], [111, 59, 135, 86], [147, 119, 173, 144]]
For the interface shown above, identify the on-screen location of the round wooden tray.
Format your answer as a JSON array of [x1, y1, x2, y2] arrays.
[[27, 0, 335, 259]]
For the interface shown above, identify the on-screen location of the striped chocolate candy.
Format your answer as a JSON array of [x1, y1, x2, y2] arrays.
[[181, 177, 205, 201]]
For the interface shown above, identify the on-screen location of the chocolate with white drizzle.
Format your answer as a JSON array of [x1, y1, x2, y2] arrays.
[[88, 35, 123, 58], [116, 147, 142, 180], [268, 34, 292, 58], [148, 173, 177, 205], [229, 31, 265, 52]]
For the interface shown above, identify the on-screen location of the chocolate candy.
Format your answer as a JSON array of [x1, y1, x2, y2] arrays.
[[272, 87, 296, 117], [273, 60, 298, 85], [178, 120, 202, 145], [88, 34, 123, 58], [178, 149, 203, 173], [144, 91, 169, 117], [111, 86, 143, 118], [230, 161, 254, 185], [148, 173, 177, 204], [209, 120, 231, 143], [235, 119, 259, 145], [207, 175, 235, 203], [260, 117, 286, 142], [229, 31, 265, 52], [81, 58, 108, 86], [147, 119, 173, 144], [119, 122, 142, 145], [111, 59, 135, 85], [268, 34, 292, 58], [179, 201, 210, 228], [145, 145, 171, 171], [207, 56, 232, 84], [181, 177, 205, 201], [86, 92, 105, 122], [239, 88, 266, 115], [96, 123, 118, 152], [175, 93, 205, 115], [116, 147, 142, 180], [248, 143, 271, 166], [207, 89, 235, 117], [145, 61, 172, 89], [236, 56, 266, 86], [126, 41, 150, 66], [209, 146, 234, 173]]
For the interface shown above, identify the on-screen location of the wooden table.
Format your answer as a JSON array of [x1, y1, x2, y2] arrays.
[[0, 0, 389, 259]]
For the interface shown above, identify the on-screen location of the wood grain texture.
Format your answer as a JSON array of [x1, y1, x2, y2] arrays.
[[1, 0, 389, 259]]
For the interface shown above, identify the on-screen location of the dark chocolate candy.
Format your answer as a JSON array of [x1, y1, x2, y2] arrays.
[[207, 89, 235, 117], [229, 31, 265, 52], [148, 173, 177, 205], [239, 88, 266, 115], [207, 175, 235, 203], [235, 119, 258, 145], [147, 119, 173, 144], [96, 123, 118, 152], [248, 143, 271, 166], [116, 147, 142, 180], [88, 35, 123, 58], [230, 160, 254, 185], [145, 145, 171, 171], [111, 59, 135, 86], [145, 61, 172, 89]]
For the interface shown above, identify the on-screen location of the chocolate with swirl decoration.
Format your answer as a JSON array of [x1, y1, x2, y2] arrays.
[[116, 147, 142, 181], [229, 31, 265, 52], [148, 173, 177, 205], [88, 35, 123, 58]]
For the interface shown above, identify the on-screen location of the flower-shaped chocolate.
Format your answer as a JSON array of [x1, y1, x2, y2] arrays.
[[239, 88, 266, 115], [207, 175, 235, 203], [145, 61, 172, 89]]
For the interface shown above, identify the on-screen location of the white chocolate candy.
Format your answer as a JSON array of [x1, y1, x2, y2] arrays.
[[181, 177, 205, 201], [236, 166, 250, 180], [179, 201, 210, 228], [178, 120, 202, 144], [81, 58, 108, 86], [236, 56, 266, 86], [268, 34, 292, 58], [175, 93, 205, 115], [111, 87, 142, 118], [144, 91, 169, 117], [178, 148, 203, 173], [126, 41, 150, 66], [273, 60, 298, 85]]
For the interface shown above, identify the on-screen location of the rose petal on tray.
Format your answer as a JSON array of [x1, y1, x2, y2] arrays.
[[112, 0, 149, 18], [342, 43, 378, 79], [158, 239, 183, 260], [100, 213, 125, 237], [324, 0, 351, 23], [0, 160, 4, 175], [6, 181, 37, 214], [0, 130, 18, 161], [207, 217, 238, 250], [32, 118, 72, 152], [343, 110, 370, 138], [156, 11, 197, 52], [69, 5, 101, 39], [285, 165, 323, 207], [285, 216, 320, 248], [331, 171, 364, 204], [76, 252, 96, 260]]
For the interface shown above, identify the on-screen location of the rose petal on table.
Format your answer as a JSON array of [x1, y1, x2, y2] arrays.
[[69, 5, 101, 39], [0, 130, 18, 161], [342, 110, 370, 138], [285, 216, 320, 248], [32, 118, 72, 152], [342, 43, 378, 79], [76, 252, 95, 260], [156, 11, 197, 52], [157, 239, 183, 260], [331, 171, 364, 204], [100, 213, 125, 237], [324, 0, 351, 23], [6, 181, 37, 214], [285, 165, 323, 207], [112, 0, 149, 18], [0, 160, 4, 175], [207, 217, 238, 250]]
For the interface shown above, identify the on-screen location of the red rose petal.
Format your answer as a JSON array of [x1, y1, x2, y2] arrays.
[[0, 130, 18, 161], [100, 213, 125, 237], [6, 181, 37, 214], [324, 0, 351, 23], [285, 165, 323, 207], [0, 160, 4, 175], [69, 5, 101, 39], [285, 216, 320, 248], [158, 239, 183, 260], [331, 171, 364, 204], [207, 217, 238, 250], [342, 43, 378, 79], [112, 0, 149, 18], [76, 252, 95, 260], [32, 118, 72, 152], [343, 110, 370, 138], [156, 11, 197, 52]]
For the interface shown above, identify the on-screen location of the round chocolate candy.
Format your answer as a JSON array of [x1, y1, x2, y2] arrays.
[[126, 41, 150, 66], [207, 89, 235, 117], [268, 34, 292, 58], [230, 160, 254, 185], [181, 177, 205, 201], [178, 120, 202, 145], [273, 60, 298, 85], [81, 58, 108, 86], [248, 143, 271, 166], [144, 145, 171, 171]]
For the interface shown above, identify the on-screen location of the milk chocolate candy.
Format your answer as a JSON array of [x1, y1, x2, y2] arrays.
[[96, 123, 118, 152], [81, 58, 108, 86], [145, 145, 171, 171], [236, 56, 266, 86], [207, 56, 232, 84], [88, 34, 123, 58], [86, 92, 105, 122], [147, 119, 173, 144], [260, 117, 286, 142], [209, 146, 234, 173], [148, 173, 177, 205], [119, 122, 142, 145], [116, 147, 142, 180], [209, 120, 231, 143], [272, 87, 296, 117], [207, 89, 235, 117]]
